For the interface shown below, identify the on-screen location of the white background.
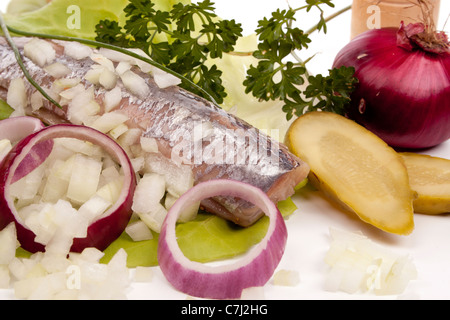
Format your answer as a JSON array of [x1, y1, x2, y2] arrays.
[[0, 0, 449, 300]]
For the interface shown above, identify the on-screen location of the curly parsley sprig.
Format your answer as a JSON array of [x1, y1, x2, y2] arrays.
[[95, 0, 243, 104], [95, 0, 356, 120], [244, 1, 357, 120]]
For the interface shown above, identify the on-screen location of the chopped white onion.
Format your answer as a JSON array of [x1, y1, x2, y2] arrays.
[[44, 62, 72, 78], [324, 228, 418, 296], [151, 66, 182, 89], [125, 220, 153, 242], [30, 91, 44, 111], [99, 68, 118, 90], [90, 111, 129, 134], [272, 269, 300, 287], [0, 139, 12, 163], [7, 78, 27, 116], [104, 87, 123, 112], [89, 53, 115, 72], [23, 38, 56, 67], [63, 42, 93, 60], [0, 223, 18, 265], [120, 70, 150, 99], [140, 136, 158, 153]]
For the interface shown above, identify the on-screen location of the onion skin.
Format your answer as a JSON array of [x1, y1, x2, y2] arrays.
[[0, 124, 136, 253], [333, 26, 450, 149], [158, 179, 287, 299]]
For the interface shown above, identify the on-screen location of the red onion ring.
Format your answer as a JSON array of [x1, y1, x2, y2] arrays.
[[157, 179, 288, 299], [0, 117, 52, 176], [0, 116, 45, 143], [0, 124, 136, 253]]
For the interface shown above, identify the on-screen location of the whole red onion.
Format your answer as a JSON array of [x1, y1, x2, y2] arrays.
[[333, 22, 450, 149]]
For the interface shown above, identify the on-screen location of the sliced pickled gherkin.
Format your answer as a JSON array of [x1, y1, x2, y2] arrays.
[[400, 153, 450, 215], [285, 111, 414, 235]]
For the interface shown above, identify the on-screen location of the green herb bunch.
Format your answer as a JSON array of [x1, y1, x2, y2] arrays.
[[95, 0, 357, 120], [95, 0, 243, 104], [244, 0, 358, 120]]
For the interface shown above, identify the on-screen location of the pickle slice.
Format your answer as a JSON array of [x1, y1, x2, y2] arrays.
[[285, 111, 414, 235], [401, 153, 450, 215]]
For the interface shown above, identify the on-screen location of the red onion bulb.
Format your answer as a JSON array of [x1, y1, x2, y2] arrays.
[[333, 22, 450, 149]]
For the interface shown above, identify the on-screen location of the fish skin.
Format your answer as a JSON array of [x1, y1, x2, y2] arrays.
[[0, 37, 309, 227]]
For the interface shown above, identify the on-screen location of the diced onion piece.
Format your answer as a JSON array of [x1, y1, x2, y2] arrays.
[[130, 156, 145, 173], [324, 228, 417, 295], [145, 153, 194, 197], [132, 173, 168, 232], [41, 159, 70, 203], [120, 70, 150, 99], [128, 48, 153, 73], [67, 87, 99, 125], [90, 53, 115, 72], [104, 87, 123, 112], [132, 173, 166, 214], [115, 61, 132, 76], [7, 78, 27, 116], [125, 220, 153, 242], [0, 139, 12, 163], [66, 154, 102, 205], [52, 78, 81, 94], [30, 91, 44, 111], [109, 123, 129, 140], [272, 269, 300, 287], [99, 68, 118, 90], [0, 223, 18, 265], [63, 42, 93, 60], [96, 177, 123, 204], [23, 38, 56, 67], [59, 84, 85, 101], [84, 67, 103, 85], [9, 162, 45, 200], [44, 62, 72, 78], [90, 111, 129, 134], [138, 203, 167, 234], [151, 67, 182, 89], [157, 179, 287, 299], [140, 136, 158, 153]]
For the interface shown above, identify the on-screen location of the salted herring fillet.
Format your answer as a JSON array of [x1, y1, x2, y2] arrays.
[[0, 37, 309, 227]]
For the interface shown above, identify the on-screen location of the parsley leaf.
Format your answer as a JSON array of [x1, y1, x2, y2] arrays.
[[282, 66, 358, 120], [244, 1, 357, 120], [95, 0, 242, 104]]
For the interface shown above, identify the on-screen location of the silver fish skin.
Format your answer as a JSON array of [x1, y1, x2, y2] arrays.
[[0, 37, 309, 227]]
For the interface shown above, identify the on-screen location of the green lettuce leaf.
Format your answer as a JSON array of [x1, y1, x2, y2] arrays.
[[0, 99, 14, 120], [4, 0, 129, 39], [5, 0, 48, 15], [3, 0, 191, 40]]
